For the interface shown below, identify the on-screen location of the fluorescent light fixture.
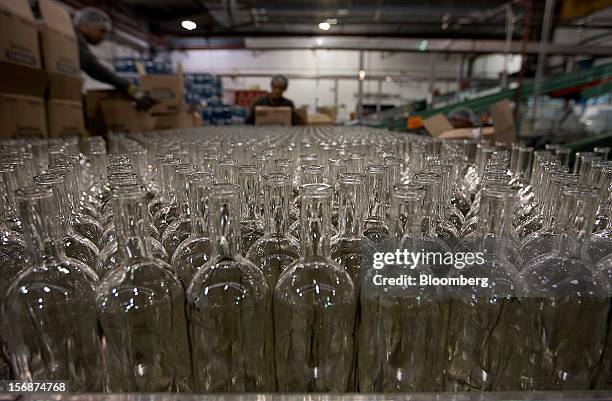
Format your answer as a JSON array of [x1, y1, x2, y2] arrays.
[[385, 76, 392, 82], [327, 18, 338, 25], [338, 8, 349, 16], [318, 21, 331, 30], [358, 70, 366, 80], [181, 20, 197, 30], [316, 38, 324, 46], [419, 40, 428, 51]]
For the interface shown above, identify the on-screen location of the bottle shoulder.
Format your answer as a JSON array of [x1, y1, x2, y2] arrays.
[[187, 256, 270, 308], [275, 257, 355, 303]]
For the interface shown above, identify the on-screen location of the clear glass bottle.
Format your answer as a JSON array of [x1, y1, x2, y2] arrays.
[[363, 164, 390, 242], [0, 164, 28, 380], [153, 163, 196, 235], [47, 164, 104, 248], [246, 172, 300, 288], [238, 164, 265, 254], [97, 183, 192, 392], [520, 186, 610, 390], [274, 183, 356, 392], [187, 183, 273, 392], [33, 173, 100, 270], [161, 169, 211, 259], [0, 163, 22, 234], [330, 173, 376, 293], [4, 186, 100, 390], [359, 189, 448, 392], [583, 181, 612, 264], [171, 172, 215, 285]]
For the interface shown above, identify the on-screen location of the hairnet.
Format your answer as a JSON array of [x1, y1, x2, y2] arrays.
[[271, 74, 289, 89], [73, 7, 112, 31]]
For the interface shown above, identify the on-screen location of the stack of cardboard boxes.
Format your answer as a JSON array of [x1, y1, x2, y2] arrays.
[[0, 0, 85, 140], [93, 63, 202, 133]]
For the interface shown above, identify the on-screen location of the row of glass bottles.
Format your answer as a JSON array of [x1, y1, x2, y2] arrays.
[[0, 128, 610, 393]]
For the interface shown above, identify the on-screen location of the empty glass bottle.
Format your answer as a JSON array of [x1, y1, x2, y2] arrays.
[[187, 184, 273, 392], [171, 172, 215, 285], [0, 163, 22, 234], [237, 164, 265, 254], [4, 186, 100, 390], [153, 162, 195, 235], [359, 189, 447, 392], [331, 173, 376, 293], [97, 183, 192, 392], [161, 168, 209, 258], [363, 164, 390, 242], [246, 172, 300, 288], [274, 183, 356, 392], [47, 164, 104, 247], [33, 173, 100, 270], [520, 187, 610, 390]]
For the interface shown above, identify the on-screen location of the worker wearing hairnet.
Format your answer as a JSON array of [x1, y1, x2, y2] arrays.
[[246, 75, 296, 124], [74, 7, 156, 111]]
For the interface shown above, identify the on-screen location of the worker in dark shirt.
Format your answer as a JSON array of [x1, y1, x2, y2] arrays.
[[73, 7, 156, 111], [246, 75, 296, 124]]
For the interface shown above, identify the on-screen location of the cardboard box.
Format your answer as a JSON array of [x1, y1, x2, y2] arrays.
[[0, 63, 48, 139], [0, 0, 41, 68], [490, 99, 517, 143], [307, 112, 334, 126], [317, 106, 337, 122], [423, 113, 454, 137], [0, 93, 47, 138], [100, 98, 156, 133], [154, 112, 202, 130], [255, 106, 292, 126], [48, 73, 82, 100], [140, 74, 184, 114], [47, 99, 84, 138], [38, 0, 80, 75]]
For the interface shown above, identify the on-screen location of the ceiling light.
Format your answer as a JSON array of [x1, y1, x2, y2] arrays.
[[441, 22, 449, 30], [358, 70, 366, 80], [419, 40, 428, 51], [316, 38, 324, 46], [318, 21, 331, 30], [181, 20, 197, 30], [327, 18, 338, 25], [338, 8, 349, 16], [385, 76, 392, 82]]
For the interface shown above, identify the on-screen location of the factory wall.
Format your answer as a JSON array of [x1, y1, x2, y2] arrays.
[[172, 49, 519, 121]]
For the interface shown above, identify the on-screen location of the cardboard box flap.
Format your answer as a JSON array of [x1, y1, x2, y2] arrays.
[[490, 99, 517, 143], [38, 0, 75, 38], [48, 73, 82, 100], [423, 113, 454, 137], [0, 0, 35, 22], [0, 62, 47, 97]]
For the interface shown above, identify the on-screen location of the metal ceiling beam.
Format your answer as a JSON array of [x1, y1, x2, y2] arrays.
[[238, 36, 612, 56]]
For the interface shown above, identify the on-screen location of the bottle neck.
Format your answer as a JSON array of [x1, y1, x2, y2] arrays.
[[90, 151, 107, 185], [19, 188, 66, 263], [478, 189, 514, 237], [390, 192, 423, 238], [366, 167, 388, 221], [0, 169, 16, 226], [239, 169, 262, 223], [300, 194, 331, 258], [337, 181, 365, 237], [264, 180, 291, 235], [113, 190, 151, 259], [188, 178, 211, 236], [210, 190, 242, 258]]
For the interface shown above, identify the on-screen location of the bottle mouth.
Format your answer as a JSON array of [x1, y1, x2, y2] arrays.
[[187, 172, 215, 186], [15, 185, 53, 201], [338, 173, 365, 185], [111, 183, 147, 200], [238, 164, 259, 175], [300, 183, 332, 198], [265, 173, 290, 185], [33, 173, 64, 186], [209, 183, 240, 199]]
